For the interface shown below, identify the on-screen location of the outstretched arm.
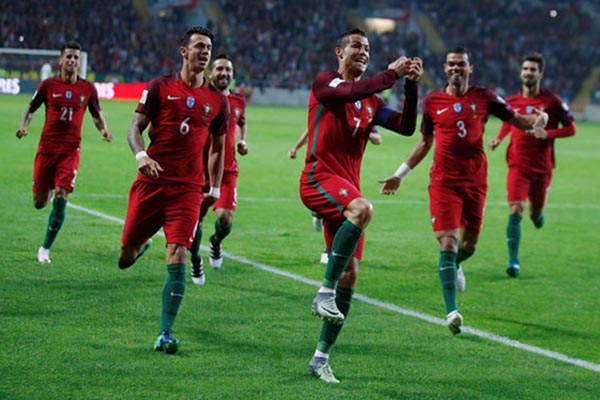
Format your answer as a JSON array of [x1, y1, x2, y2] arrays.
[[378, 133, 434, 194], [508, 108, 548, 131], [313, 56, 412, 103], [488, 121, 512, 150]]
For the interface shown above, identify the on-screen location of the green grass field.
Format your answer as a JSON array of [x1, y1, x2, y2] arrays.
[[1, 94, 599, 399]]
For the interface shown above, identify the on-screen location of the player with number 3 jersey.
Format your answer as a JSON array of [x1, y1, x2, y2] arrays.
[[379, 47, 548, 335]]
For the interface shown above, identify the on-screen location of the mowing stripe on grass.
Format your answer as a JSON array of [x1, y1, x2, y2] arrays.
[[67, 201, 600, 374]]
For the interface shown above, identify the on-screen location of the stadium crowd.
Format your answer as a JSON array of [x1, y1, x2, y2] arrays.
[[2, 0, 599, 102]]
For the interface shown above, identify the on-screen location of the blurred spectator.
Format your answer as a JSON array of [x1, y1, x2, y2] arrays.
[[3, 0, 599, 103]]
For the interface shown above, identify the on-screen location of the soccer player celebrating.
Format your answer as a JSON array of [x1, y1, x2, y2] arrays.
[[16, 41, 112, 264], [189, 53, 249, 284], [379, 47, 548, 335], [117, 26, 228, 354], [488, 52, 576, 278], [289, 126, 382, 265], [300, 28, 422, 383]]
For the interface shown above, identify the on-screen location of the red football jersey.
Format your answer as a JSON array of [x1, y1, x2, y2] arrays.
[[29, 76, 101, 153], [302, 70, 398, 189], [421, 85, 515, 186], [224, 92, 246, 173], [498, 88, 575, 173], [135, 73, 229, 188]]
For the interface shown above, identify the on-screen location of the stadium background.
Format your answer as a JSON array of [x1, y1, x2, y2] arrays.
[[2, 0, 600, 117]]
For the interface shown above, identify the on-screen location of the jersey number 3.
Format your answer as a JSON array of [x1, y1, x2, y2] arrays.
[[456, 120, 467, 138]]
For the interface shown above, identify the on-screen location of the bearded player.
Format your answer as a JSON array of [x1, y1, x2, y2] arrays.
[[488, 52, 576, 278], [380, 47, 548, 335], [189, 53, 249, 285]]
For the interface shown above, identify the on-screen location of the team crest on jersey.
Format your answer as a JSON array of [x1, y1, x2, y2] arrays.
[[525, 105, 534, 115], [80, 95, 85, 103], [202, 102, 212, 116], [339, 188, 348, 197], [366, 105, 373, 117], [234, 107, 240, 118], [453, 102, 462, 113], [66, 90, 72, 99], [354, 100, 362, 110], [186, 96, 196, 109]]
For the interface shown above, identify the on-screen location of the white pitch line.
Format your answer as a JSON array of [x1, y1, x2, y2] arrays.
[[73, 194, 600, 210], [67, 202, 600, 373]]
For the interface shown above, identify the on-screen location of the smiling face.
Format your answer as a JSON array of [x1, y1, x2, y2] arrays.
[[444, 52, 473, 91], [520, 60, 543, 89], [210, 58, 234, 91], [336, 33, 370, 79], [181, 33, 212, 73]]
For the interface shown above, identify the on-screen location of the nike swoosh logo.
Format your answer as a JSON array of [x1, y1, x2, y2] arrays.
[[320, 305, 342, 315], [167, 95, 181, 100], [436, 107, 448, 115], [52, 93, 63, 98], [170, 291, 184, 298], [438, 266, 456, 271]]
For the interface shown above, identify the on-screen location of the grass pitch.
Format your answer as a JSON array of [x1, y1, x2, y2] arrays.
[[1, 94, 599, 399]]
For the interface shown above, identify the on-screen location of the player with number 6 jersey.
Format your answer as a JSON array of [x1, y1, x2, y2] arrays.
[[118, 26, 228, 355], [134, 72, 228, 187]]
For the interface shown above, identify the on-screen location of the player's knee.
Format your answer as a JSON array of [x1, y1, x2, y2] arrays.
[[217, 209, 234, 226], [167, 243, 188, 264], [345, 198, 373, 227], [438, 235, 459, 252], [509, 202, 525, 215]]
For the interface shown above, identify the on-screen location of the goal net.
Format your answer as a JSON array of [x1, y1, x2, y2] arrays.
[[0, 48, 88, 94]]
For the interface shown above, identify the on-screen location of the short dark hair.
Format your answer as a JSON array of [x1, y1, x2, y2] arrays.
[[446, 46, 473, 65], [60, 41, 81, 54], [210, 53, 233, 70], [213, 53, 232, 63], [180, 26, 214, 47], [521, 52, 544, 72], [336, 28, 367, 48]]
